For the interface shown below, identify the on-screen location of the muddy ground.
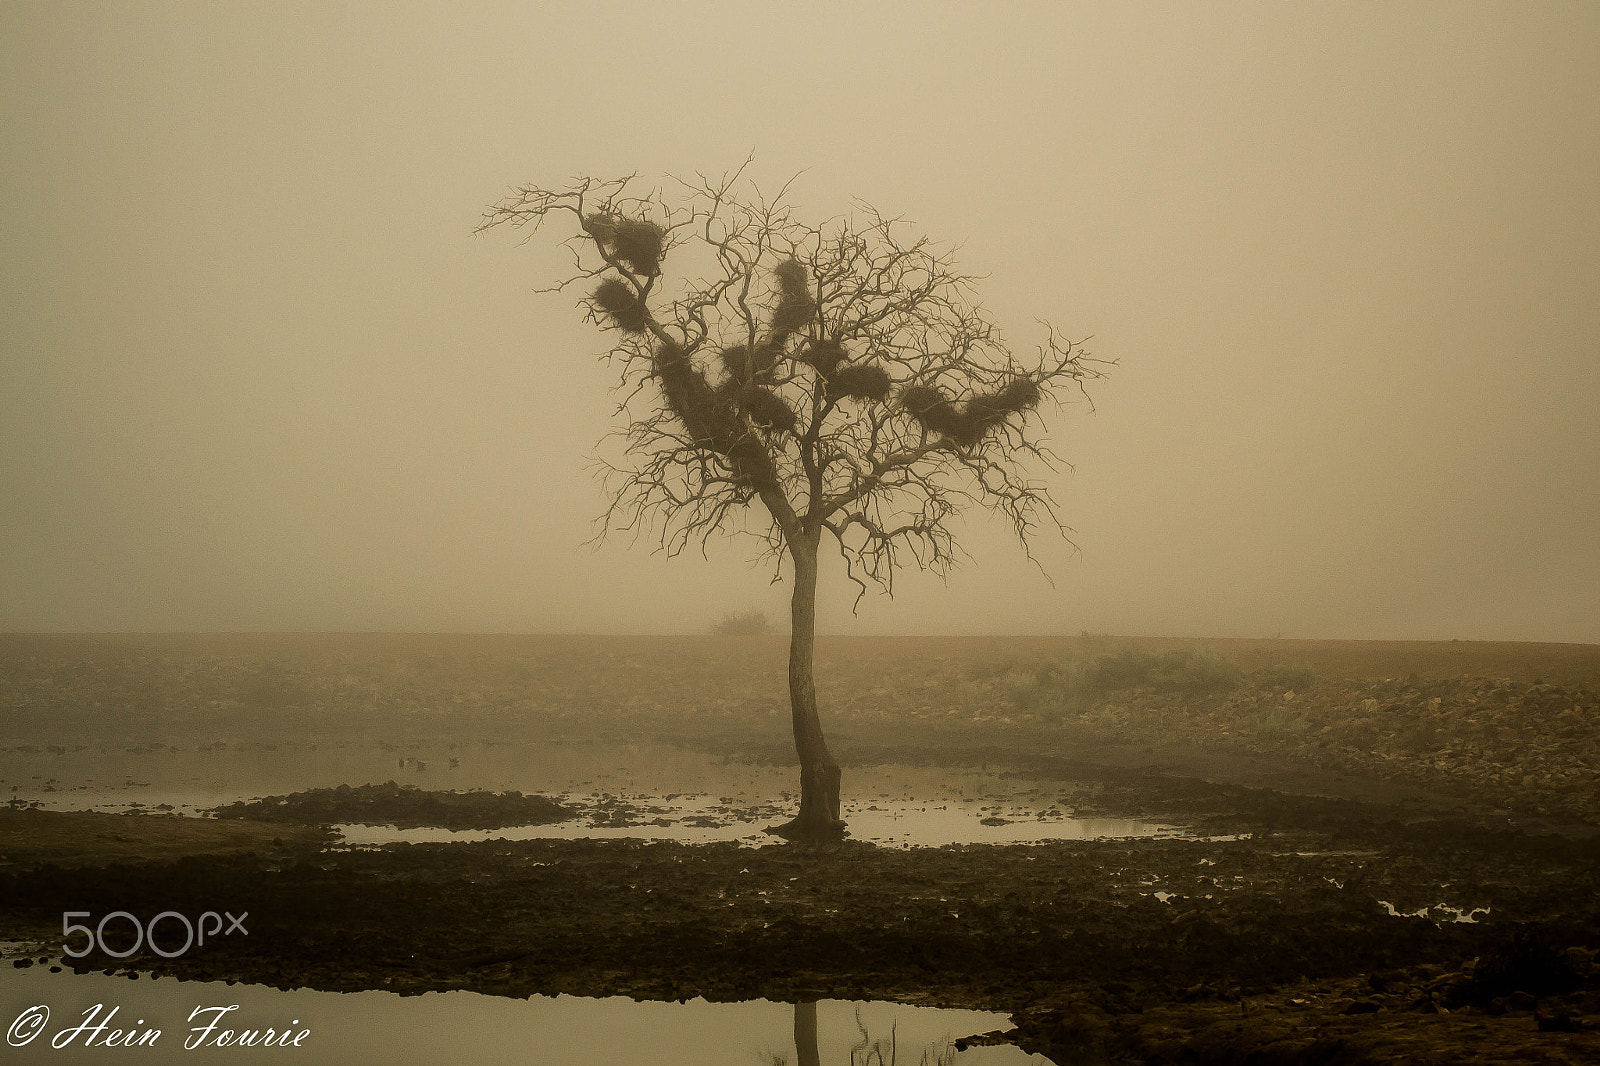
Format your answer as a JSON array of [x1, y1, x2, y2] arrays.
[[2, 634, 1598, 1063], [3, 797, 1598, 1064]]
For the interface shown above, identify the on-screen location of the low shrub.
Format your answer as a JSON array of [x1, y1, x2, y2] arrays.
[[988, 642, 1245, 714], [1157, 645, 1244, 695], [713, 609, 775, 636], [1258, 661, 1318, 690]]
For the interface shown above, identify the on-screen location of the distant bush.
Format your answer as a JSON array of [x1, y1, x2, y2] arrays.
[[1074, 644, 1242, 696], [987, 642, 1244, 715], [1159, 645, 1244, 694], [712, 609, 775, 636], [1000, 662, 1053, 711], [1085, 647, 1159, 690], [1258, 661, 1317, 690]]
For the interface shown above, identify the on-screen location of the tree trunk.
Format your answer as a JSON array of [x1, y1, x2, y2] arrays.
[[793, 1001, 821, 1066], [770, 530, 844, 840]]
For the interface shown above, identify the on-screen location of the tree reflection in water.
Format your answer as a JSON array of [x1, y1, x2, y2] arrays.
[[764, 1002, 957, 1066]]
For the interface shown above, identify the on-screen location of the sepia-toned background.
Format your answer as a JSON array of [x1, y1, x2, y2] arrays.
[[3, 1, 1596, 641]]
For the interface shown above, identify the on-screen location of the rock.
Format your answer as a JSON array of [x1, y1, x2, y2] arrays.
[[953, 1028, 1017, 1050], [1368, 969, 1409, 992], [1535, 1007, 1580, 1032]]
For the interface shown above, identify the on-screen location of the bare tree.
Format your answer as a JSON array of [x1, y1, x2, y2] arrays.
[[479, 164, 1104, 839]]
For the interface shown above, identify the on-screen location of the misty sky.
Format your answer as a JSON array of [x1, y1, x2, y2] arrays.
[[2, 2, 1596, 641]]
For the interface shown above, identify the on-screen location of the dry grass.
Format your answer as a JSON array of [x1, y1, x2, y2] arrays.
[[0, 808, 330, 869]]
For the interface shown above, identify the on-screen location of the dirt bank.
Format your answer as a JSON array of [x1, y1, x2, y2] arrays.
[[0, 808, 331, 869]]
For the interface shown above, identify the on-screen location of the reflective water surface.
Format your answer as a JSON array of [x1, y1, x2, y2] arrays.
[[2, 739, 1178, 847], [0, 962, 1052, 1065]]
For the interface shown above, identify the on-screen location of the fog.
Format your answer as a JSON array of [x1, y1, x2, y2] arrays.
[[2, 2, 1596, 642]]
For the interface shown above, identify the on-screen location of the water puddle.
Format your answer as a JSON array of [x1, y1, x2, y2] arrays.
[[333, 804, 1176, 848], [1378, 901, 1491, 923], [0, 961, 1051, 1064], [2, 740, 1179, 847]]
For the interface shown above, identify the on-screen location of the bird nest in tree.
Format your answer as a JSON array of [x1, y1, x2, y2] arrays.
[[769, 289, 816, 337], [829, 363, 893, 403], [735, 384, 799, 433], [652, 339, 779, 486], [800, 339, 847, 377], [765, 259, 816, 343], [584, 213, 664, 275], [899, 376, 1041, 445], [594, 278, 648, 333], [720, 344, 780, 384], [773, 258, 807, 296]]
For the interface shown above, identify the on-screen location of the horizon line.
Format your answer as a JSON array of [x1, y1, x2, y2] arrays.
[[1, 630, 1596, 648]]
